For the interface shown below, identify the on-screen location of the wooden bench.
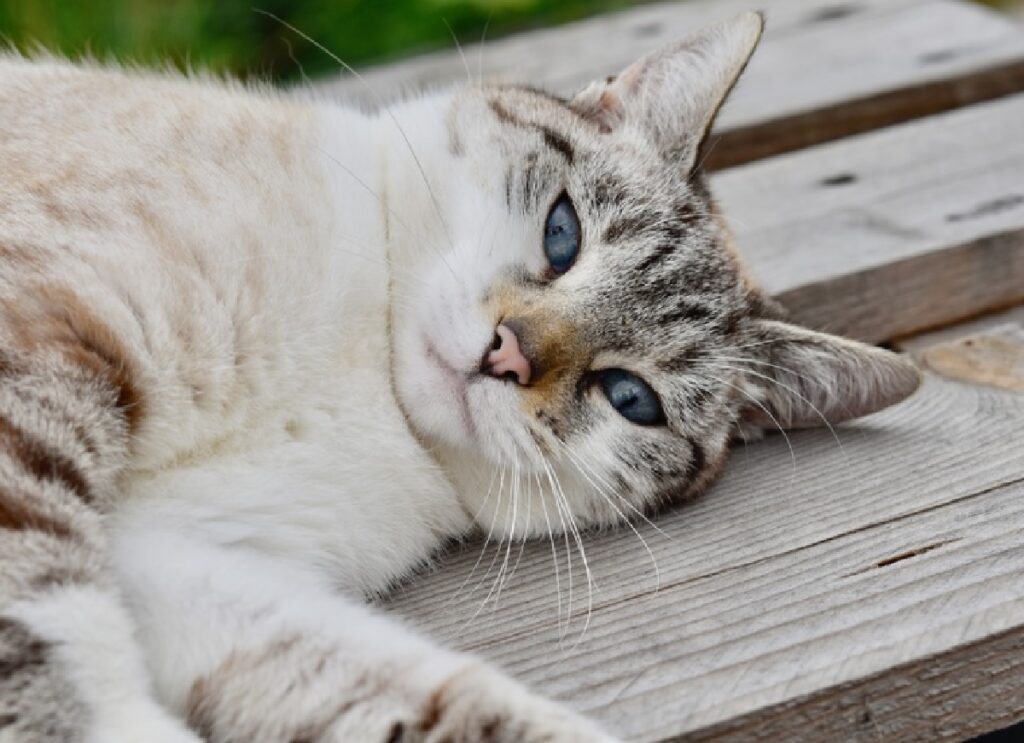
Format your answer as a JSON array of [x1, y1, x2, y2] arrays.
[[326, 1, 1024, 739]]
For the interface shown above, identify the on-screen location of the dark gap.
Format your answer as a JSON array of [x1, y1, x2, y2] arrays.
[[805, 4, 859, 24], [820, 172, 857, 187], [970, 720, 1024, 742], [873, 540, 949, 568], [919, 48, 961, 65], [946, 194, 1024, 223], [632, 22, 662, 38]]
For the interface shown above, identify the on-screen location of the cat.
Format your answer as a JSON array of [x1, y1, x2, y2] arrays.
[[0, 11, 922, 742]]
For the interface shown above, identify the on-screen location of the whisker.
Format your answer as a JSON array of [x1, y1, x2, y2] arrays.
[[446, 457, 503, 605], [465, 463, 514, 625], [538, 449, 593, 648], [705, 358, 847, 462], [443, 18, 473, 84], [253, 8, 460, 280], [560, 445, 661, 593], [477, 13, 493, 83], [563, 444, 672, 542], [460, 463, 508, 621], [713, 373, 798, 481], [535, 470, 564, 635]]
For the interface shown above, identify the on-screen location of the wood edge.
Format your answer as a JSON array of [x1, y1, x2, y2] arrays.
[[775, 228, 1024, 344], [707, 58, 1024, 171], [669, 622, 1024, 742]]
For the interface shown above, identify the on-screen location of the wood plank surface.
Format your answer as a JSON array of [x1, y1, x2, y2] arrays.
[[712, 93, 1024, 344], [896, 303, 1024, 354], [385, 372, 1024, 741], [320, 0, 1024, 169]]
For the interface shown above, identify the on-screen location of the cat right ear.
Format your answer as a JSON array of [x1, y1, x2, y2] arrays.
[[569, 12, 763, 171], [739, 319, 923, 433]]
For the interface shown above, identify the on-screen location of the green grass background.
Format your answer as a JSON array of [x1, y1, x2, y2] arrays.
[[0, 1, 1019, 83], [0, 0, 640, 82]]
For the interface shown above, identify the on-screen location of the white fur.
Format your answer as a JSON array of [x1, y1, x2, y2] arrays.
[[6, 587, 200, 743]]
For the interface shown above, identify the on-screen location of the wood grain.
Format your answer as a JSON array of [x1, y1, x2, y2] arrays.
[[896, 303, 1024, 353], [712, 93, 1024, 343], [319, 0, 1024, 169], [385, 374, 1024, 741]]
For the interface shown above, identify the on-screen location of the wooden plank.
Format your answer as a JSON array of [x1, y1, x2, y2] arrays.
[[711, 93, 1024, 343], [385, 373, 1024, 741], [895, 303, 1024, 353], [319, 0, 1024, 169]]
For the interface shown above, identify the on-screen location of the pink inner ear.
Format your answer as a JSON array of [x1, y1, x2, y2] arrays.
[[616, 58, 650, 94]]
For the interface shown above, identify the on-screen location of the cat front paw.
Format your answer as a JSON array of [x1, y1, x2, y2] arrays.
[[413, 665, 618, 743]]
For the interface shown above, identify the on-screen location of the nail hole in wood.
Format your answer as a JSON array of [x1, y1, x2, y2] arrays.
[[633, 22, 662, 38], [820, 173, 857, 187], [806, 4, 859, 23], [919, 48, 960, 65]]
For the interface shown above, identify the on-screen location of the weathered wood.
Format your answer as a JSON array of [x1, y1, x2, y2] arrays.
[[320, 0, 1024, 169], [712, 93, 1024, 343], [386, 373, 1024, 741], [896, 303, 1024, 353]]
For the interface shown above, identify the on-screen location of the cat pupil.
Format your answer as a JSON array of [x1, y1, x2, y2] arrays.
[[542, 193, 580, 274]]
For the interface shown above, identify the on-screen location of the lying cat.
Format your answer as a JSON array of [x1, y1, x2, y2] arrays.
[[0, 11, 920, 742]]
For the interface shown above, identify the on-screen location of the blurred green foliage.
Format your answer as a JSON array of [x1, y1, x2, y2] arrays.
[[1, 1, 1018, 83], [0, 0, 638, 82]]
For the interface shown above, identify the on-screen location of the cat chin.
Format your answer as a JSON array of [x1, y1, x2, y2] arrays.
[[392, 329, 551, 488]]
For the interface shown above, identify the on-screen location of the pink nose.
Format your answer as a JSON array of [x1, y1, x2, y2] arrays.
[[484, 324, 532, 385]]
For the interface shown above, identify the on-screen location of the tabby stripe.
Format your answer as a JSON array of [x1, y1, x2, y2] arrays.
[[635, 242, 676, 273], [604, 214, 652, 243], [0, 486, 73, 538], [658, 301, 715, 326], [539, 128, 574, 164], [0, 618, 49, 678], [0, 414, 91, 504], [487, 100, 575, 164], [685, 438, 707, 484]]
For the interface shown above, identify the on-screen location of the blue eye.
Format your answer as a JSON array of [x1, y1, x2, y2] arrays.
[[597, 369, 664, 426], [543, 194, 581, 274]]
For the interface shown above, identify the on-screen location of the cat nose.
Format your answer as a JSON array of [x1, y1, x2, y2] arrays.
[[483, 324, 532, 386]]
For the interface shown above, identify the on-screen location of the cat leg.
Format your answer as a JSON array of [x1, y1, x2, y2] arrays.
[[0, 353, 198, 743], [116, 528, 617, 742]]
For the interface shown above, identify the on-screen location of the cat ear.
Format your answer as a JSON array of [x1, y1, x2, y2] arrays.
[[741, 319, 922, 431], [569, 12, 763, 170]]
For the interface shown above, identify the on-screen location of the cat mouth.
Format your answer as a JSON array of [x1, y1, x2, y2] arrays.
[[421, 335, 477, 440]]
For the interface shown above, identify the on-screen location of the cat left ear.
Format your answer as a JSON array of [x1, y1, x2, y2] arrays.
[[570, 12, 763, 171], [741, 319, 923, 431]]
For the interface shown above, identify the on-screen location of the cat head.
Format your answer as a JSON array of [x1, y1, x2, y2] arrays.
[[387, 12, 920, 537]]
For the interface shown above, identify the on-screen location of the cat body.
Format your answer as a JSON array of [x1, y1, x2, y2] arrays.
[[0, 14, 921, 742]]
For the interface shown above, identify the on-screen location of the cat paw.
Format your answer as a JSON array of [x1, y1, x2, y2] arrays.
[[412, 664, 618, 743]]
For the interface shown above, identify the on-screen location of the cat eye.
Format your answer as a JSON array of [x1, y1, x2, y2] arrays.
[[597, 369, 665, 426], [543, 193, 581, 274]]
